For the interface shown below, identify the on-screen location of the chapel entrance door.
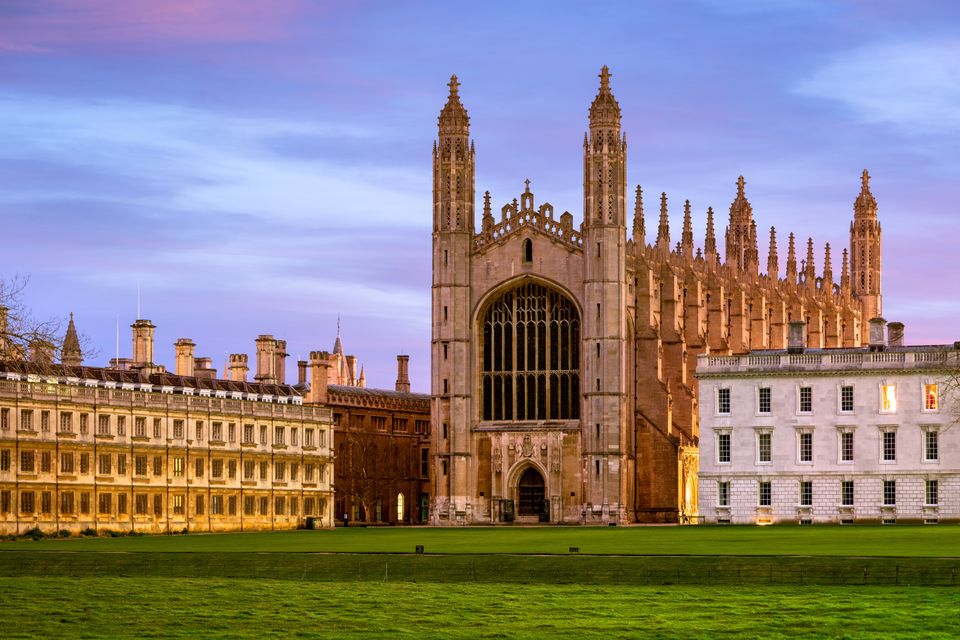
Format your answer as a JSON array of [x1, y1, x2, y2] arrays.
[[517, 467, 546, 519]]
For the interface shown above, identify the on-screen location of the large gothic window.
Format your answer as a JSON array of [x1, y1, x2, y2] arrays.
[[480, 282, 580, 421]]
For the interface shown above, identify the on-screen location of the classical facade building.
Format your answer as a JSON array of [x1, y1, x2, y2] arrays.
[[322, 342, 430, 525], [430, 67, 883, 524], [0, 315, 335, 535], [697, 319, 959, 524]]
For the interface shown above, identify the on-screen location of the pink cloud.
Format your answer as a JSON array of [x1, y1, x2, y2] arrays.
[[0, 0, 316, 52]]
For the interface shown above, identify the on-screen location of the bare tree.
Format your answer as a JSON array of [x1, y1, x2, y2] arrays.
[[0, 275, 92, 372], [341, 427, 394, 523], [940, 350, 960, 426]]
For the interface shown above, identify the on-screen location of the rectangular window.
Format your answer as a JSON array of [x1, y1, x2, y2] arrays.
[[212, 459, 223, 479], [116, 415, 125, 436], [421, 449, 429, 477], [228, 460, 237, 479], [98, 454, 111, 475], [925, 431, 939, 461], [135, 494, 148, 514], [118, 493, 127, 514], [173, 494, 185, 515], [59, 452, 74, 474], [290, 463, 298, 481], [79, 413, 89, 434], [79, 453, 89, 474], [260, 461, 268, 480], [244, 496, 255, 516], [274, 462, 286, 481], [41, 411, 50, 432], [841, 385, 854, 412], [260, 425, 267, 445], [135, 455, 148, 476], [40, 451, 51, 473], [60, 491, 74, 514], [117, 454, 126, 475], [153, 494, 162, 516], [274, 496, 285, 515], [716, 388, 730, 415], [41, 491, 52, 514], [228, 496, 237, 516], [244, 460, 255, 480], [757, 433, 771, 463], [20, 450, 35, 473], [21, 409, 34, 431], [20, 491, 35, 514], [880, 384, 897, 413], [173, 420, 184, 439], [0, 490, 9, 513], [305, 429, 315, 447], [98, 493, 112, 514], [59, 412, 73, 433], [883, 479, 896, 506], [883, 431, 897, 462], [799, 432, 813, 463], [291, 428, 298, 446], [195, 421, 204, 442], [0, 449, 9, 471], [717, 433, 731, 463], [134, 417, 146, 437], [259, 496, 269, 515], [228, 423, 236, 443], [195, 494, 205, 516], [799, 481, 812, 507], [799, 386, 812, 413], [305, 463, 315, 482], [153, 418, 162, 438], [305, 498, 315, 515], [194, 458, 204, 478], [173, 457, 184, 477], [372, 416, 387, 431], [718, 481, 730, 507], [80, 492, 90, 514], [840, 432, 854, 462], [758, 387, 771, 414], [926, 479, 939, 506], [0, 408, 8, 431], [274, 426, 285, 445], [924, 384, 939, 411], [244, 424, 254, 444], [211, 422, 223, 442], [211, 495, 224, 515], [153, 456, 163, 476], [841, 480, 854, 506], [758, 481, 771, 507], [97, 414, 110, 435]]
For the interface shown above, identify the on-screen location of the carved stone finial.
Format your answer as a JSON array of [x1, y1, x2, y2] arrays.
[[599, 65, 611, 92], [736, 175, 745, 197], [448, 74, 460, 98], [524, 178, 531, 193]]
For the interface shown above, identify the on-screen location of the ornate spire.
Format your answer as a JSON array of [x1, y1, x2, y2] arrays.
[[804, 237, 817, 286], [822, 242, 834, 289], [704, 206, 717, 265], [747, 219, 760, 273], [588, 65, 621, 129], [681, 199, 694, 258], [854, 168, 877, 218], [61, 312, 82, 367], [632, 185, 645, 246], [655, 192, 670, 253], [333, 316, 344, 355], [767, 226, 779, 278], [358, 365, 366, 388], [438, 74, 469, 136], [840, 248, 851, 295], [725, 175, 755, 271], [786, 232, 798, 283]]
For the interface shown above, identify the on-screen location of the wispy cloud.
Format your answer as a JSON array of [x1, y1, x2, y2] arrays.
[[795, 39, 960, 133]]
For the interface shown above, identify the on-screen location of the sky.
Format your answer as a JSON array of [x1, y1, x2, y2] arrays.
[[1, 0, 958, 391]]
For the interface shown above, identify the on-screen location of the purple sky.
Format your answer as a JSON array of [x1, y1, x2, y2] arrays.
[[2, 1, 959, 391]]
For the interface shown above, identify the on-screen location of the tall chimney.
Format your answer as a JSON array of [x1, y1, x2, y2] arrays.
[[787, 321, 806, 354], [131, 319, 156, 367], [255, 335, 277, 383], [28, 340, 54, 365], [307, 351, 331, 404], [274, 339, 288, 385], [229, 354, 249, 382], [346, 355, 357, 386], [887, 322, 904, 348], [174, 338, 196, 377], [297, 359, 308, 387], [396, 355, 411, 392], [868, 317, 887, 352]]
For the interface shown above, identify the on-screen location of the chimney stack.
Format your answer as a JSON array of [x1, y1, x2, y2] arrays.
[[174, 338, 196, 377], [307, 351, 332, 404], [297, 359, 308, 387], [868, 317, 887, 352], [274, 339, 288, 385], [28, 340, 54, 365], [787, 321, 806, 354], [228, 354, 249, 382], [255, 335, 277, 383], [194, 357, 216, 379], [396, 355, 411, 392], [887, 322, 904, 348], [109, 357, 133, 371], [131, 319, 156, 368]]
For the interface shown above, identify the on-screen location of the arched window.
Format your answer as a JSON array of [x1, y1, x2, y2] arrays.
[[480, 281, 580, 421], [523, 238, 533, 263], [396, 493, 405, 522]]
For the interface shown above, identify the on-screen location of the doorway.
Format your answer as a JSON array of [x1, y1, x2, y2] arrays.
[[517, 467, 546, 520]]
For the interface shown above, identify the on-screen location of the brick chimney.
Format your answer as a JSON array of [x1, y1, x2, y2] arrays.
[[396, 355, 411, 392], [131, 319, 155, 368], [887, 322, 904, 348], [297, 359, 308, 387], [255, 335, 277, 383], [868, 317, 887, 352], [229, 354, 249, 382], [194, 357, 216, 379], [174, 338, 196, 377], [787, 321, 805, 354], [274, 339, 288, 385], [346, 355, 357, 386], [307, 351, 331, 404]]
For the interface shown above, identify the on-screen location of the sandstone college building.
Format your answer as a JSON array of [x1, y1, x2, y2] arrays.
[[430, 68, 883, 524]]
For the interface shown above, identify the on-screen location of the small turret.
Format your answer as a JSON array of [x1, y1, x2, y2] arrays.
[[822, 242, 834, 291], [632, 185, 645, 247], [655, 192, 670, 253], [704, 207, 717, 267], [840, 248, 851, 297], [804, 237, 816, 287], [61, 312, 82, 367], [767, 227, 779, 279], [680, 199, 694, 259], [786, 232, 798, 283]]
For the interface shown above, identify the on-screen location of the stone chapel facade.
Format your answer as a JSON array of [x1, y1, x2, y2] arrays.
[[430, 67, 883, 524]]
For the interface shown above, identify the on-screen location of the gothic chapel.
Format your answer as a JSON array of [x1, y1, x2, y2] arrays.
[[430, 68, 882, 524]]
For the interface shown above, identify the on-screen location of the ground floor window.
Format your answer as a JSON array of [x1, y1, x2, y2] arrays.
[[926, 479, 938, 506], [883, 480, 896, 506], [758, 482, 771, 507]]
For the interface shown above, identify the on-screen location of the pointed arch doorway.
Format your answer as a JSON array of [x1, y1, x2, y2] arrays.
[[517, 467, 548, 522]]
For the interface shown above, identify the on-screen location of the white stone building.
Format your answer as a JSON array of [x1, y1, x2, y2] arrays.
[[697, 320, 960, 524]]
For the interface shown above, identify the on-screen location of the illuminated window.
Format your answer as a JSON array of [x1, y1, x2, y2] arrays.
[[396, 492, 405, 522], [924, 384, 939, 411], [880, 384, 897, 413]]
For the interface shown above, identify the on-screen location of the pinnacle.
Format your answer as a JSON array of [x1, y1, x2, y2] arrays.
[[599, 65, 611, 92], [448, 74, 460, 98]]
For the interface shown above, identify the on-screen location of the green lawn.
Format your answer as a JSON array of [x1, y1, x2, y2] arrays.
[[4, 525, 960, 557], [1, 578, 956, 639]]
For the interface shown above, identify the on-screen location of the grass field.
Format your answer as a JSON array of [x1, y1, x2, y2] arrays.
[[4, 524, 960, 556], [2, 578, 958, 639]]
